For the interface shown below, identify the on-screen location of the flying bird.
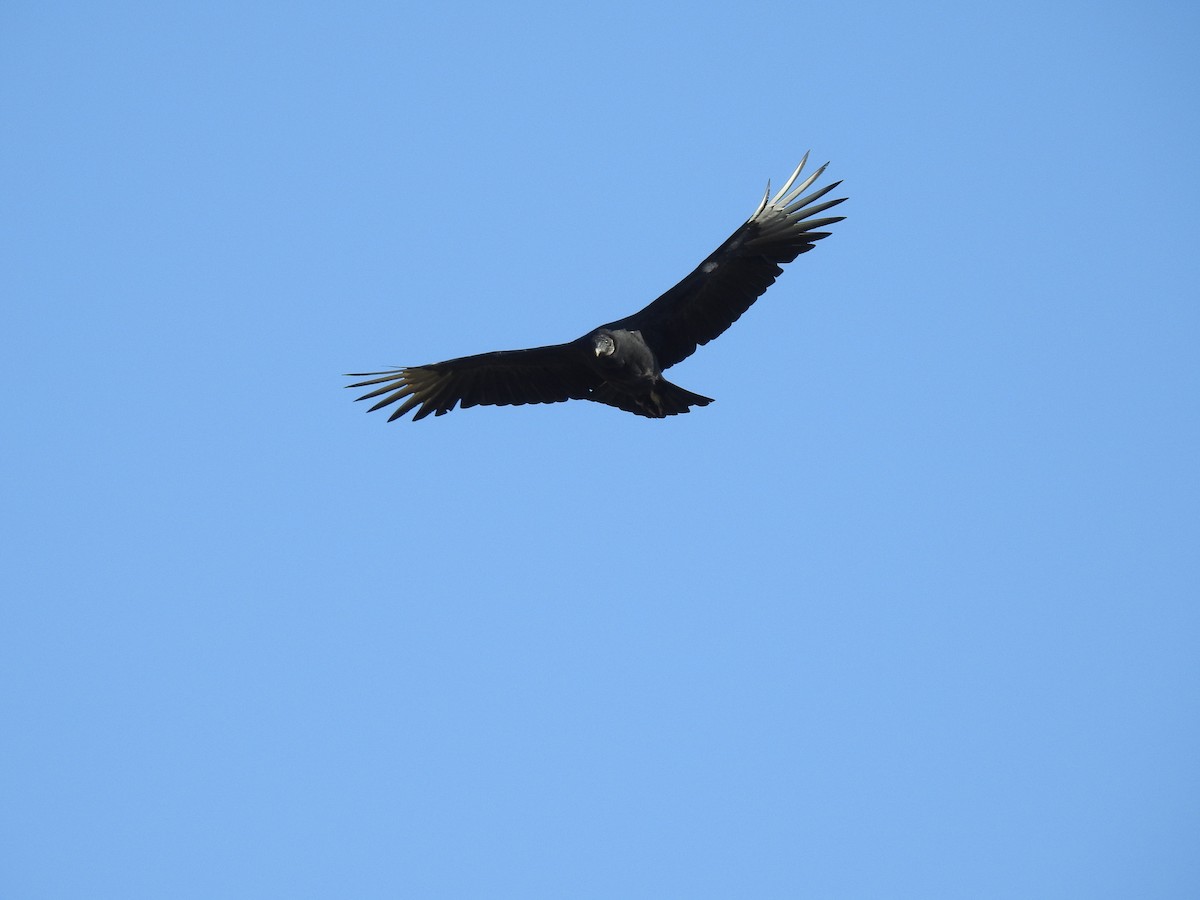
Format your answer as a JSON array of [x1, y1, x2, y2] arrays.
[[347, 154, 846, 421]]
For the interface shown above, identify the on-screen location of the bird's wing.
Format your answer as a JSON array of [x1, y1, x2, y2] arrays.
[[603, 154, 846, 370], [346, 341, 600, 421]]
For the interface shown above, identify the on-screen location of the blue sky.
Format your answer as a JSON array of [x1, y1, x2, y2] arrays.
[[3, 1, 1198, 897]]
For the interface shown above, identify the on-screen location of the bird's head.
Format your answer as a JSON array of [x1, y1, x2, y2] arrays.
[[592, 331, 616, 358]]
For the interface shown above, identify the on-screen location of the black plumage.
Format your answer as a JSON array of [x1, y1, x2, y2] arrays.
[[347, 154, 846, 421]]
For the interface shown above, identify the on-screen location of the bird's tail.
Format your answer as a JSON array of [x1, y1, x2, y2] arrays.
[[653, 379, 714, 416], [588, 379, 714, 418]]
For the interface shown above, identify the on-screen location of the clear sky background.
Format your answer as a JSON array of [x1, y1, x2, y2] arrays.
[[3, 2, 1198, 897]]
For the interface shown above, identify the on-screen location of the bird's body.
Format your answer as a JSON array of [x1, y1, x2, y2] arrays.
[[586, 327, 708, 418], [348, 154, 846, 421]]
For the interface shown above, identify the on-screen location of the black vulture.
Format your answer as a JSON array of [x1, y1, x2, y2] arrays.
[[347, 154, 846, 421]]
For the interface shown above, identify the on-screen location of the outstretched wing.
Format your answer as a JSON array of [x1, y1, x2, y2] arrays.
[[346, 342, 600, 421], [604, 154, 846, 369]]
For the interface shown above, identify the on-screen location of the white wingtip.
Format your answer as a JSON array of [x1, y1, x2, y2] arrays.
[[769, 151, 810, 206], [751, 181, 771, 218]]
